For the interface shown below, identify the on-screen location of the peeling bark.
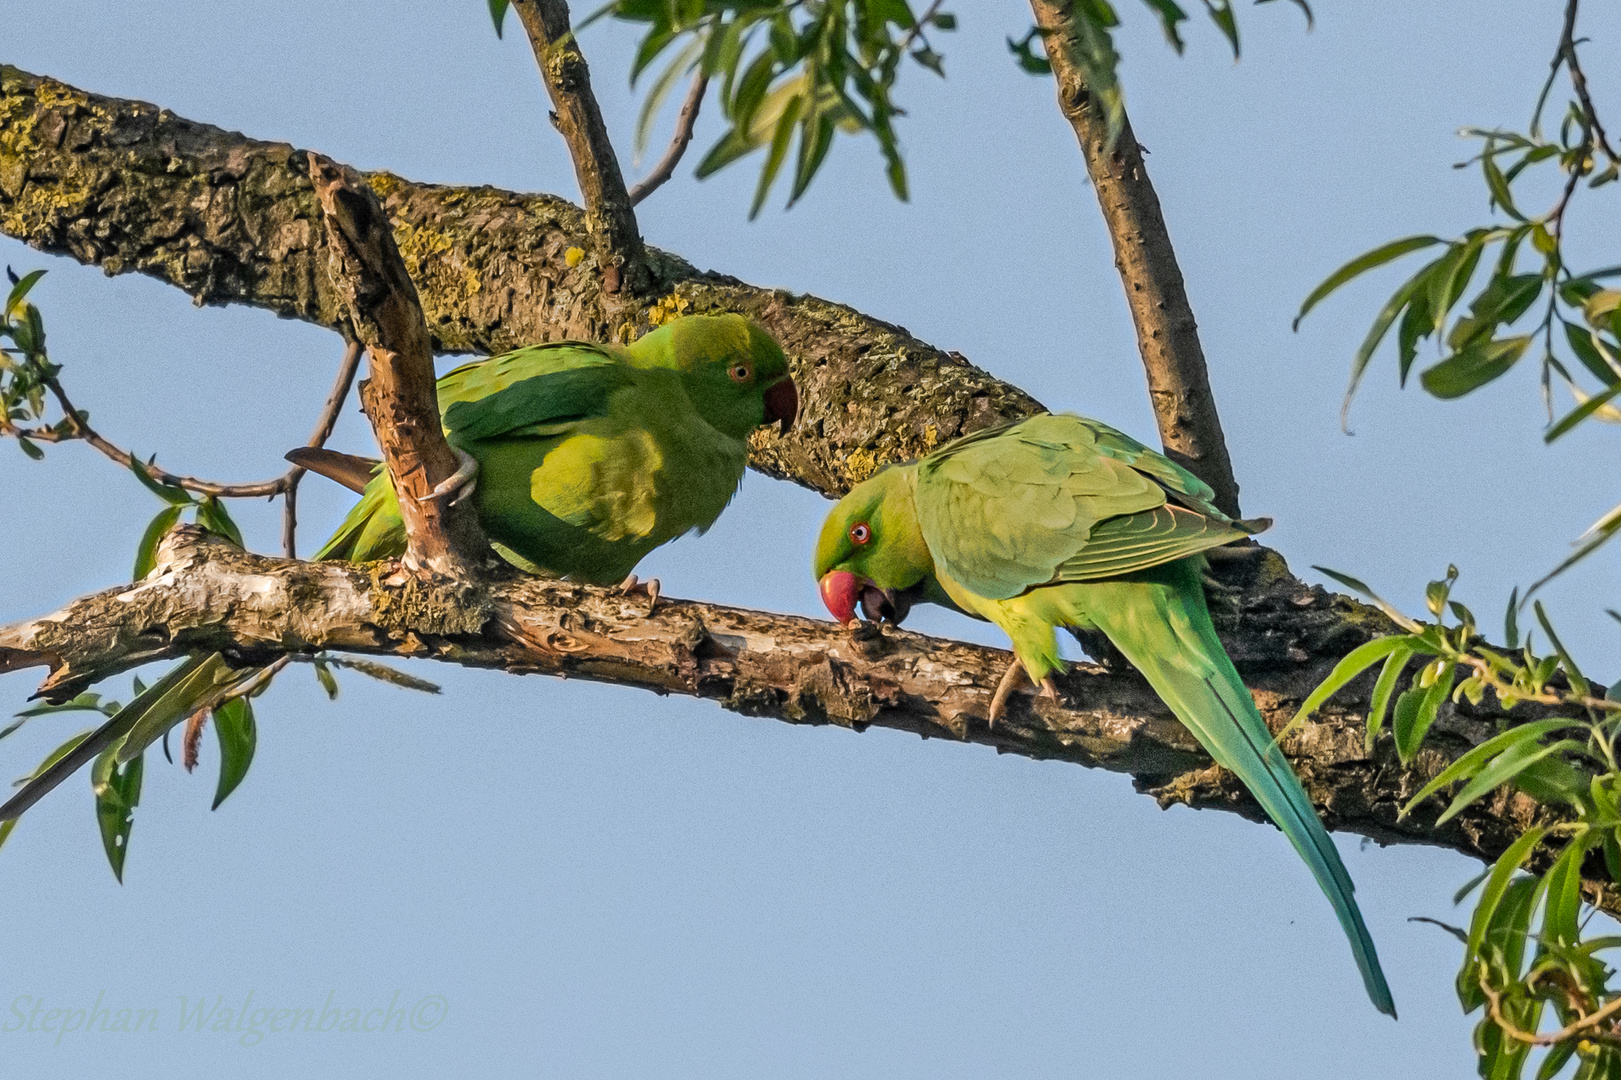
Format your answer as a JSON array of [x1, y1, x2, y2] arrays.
[[1029, 1, 1243, 518], [0, 526, 1604, 914], [305, 154, 484, 574]]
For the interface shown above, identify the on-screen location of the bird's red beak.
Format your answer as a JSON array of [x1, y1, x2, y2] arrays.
[[763, 376, 798, 435], [819, 570, 860, 625]]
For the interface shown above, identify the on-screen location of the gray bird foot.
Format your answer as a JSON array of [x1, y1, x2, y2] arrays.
[[419, 448, 479, 506], [617, 574, 661, 616]]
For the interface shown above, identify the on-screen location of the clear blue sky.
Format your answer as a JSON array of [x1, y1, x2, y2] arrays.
[[2, 1, 1617, 1076]]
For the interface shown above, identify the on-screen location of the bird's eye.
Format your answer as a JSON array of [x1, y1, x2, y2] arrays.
[[849, 523, 871, 545], [729, 365, 751, 382]]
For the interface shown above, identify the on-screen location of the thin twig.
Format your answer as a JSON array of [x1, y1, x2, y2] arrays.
[[628, 73, 707, 207], [281, 340, 364, 558], [1481, 966, 1621, 1047], [1558, 0, 1616, 163], [4, 341, 366, 558]]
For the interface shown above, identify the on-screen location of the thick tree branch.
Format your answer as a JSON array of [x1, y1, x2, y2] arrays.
[[511, 0, 649, 297], [0, 525, 1605, 913], [1028, 1, 1243, 518], [0, 65, 1040, 499], [305, 155, 484, 575]]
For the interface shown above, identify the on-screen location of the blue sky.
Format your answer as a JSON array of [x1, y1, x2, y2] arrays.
[[2, 1, 1618, 1076]]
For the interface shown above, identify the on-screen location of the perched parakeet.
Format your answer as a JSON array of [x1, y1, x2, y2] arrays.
[[0, 315, 796, 828], [812, 412, 1395, 1017]]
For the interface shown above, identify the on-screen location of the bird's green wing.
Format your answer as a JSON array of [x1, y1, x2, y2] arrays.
[[438, 343, 635, 443], [915, 412, 1253, 600]]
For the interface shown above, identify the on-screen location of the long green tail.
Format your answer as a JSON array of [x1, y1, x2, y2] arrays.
[[1078, 561, 1396, 1017]]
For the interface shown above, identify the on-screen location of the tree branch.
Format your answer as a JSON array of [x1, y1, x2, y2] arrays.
[[629, 73, 707, 207], [0, 524, 1605, 913], [1027, 1, 1243, 518], [511, 0, 649, 297], [305, 155, 484, 575], [0, 64, 1041, 499], [282, 339, 363, 558]]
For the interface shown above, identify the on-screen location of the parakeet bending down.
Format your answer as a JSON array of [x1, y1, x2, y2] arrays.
[[812, 412, 1395, 1017], [0, 314, 796, 827]]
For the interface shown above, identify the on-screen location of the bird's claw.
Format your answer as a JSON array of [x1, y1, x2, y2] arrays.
[[988, 659, 1057, 729], [419, 448, 479, 506], [618, 574, 661, 616]]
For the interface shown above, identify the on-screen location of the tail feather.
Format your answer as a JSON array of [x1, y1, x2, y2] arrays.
[[312, 465, 405, 562], [1079, 564, 1396, 1017]]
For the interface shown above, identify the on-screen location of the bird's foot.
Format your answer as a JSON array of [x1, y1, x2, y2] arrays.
[[617, 574, 661, 616], [988, 661, 1060, 728], [419, 448, 479, 506]]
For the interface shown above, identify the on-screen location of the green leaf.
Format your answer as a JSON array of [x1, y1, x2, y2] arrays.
[[748, 91, 802, 219], [1504, 587, 1520, 650], [1419, 335, 1531, 399], [1546, 378, 1621, 442], [1482, 148, 1527, 221], [4, 268, 45, 318], [194, 496, 244, 548], [313, 659, 340, 701], [13, 692, 108, 720], [127, 455, 193, 506], [1293, 235, 1443, 330], [92, 743, 142, 882], [1533, 601, 1589, 698], [133, 504, 184, 580], [1394, 662, 1454, 764], [1448, 274, 1543, 351], [487, 0, 510, 38], [1365, 643, 1414, 750], [1400, 718, 1580, 818], [1562, 319, 1621, 386], [1465, 826, 1547, 971], [210, 697, 257, 810], [1536, 1041, 1577, 1080], [118, 653, 240, 764], [1281, 635, 1413, 746], [1200, 0, 1239, 56], [1341, 258, 1443, 427], [1435, 739, 1584, 825], [16, 437, 42, 461]]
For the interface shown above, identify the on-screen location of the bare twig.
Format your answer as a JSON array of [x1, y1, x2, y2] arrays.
[[306, 154, 484, 576], [281, 339, 364, 558], [1027, 0, 1243, 518], [2, 338, 366, 559], [511, 0, 649, 297], [1557, 0, 1616, 163], [628, 73, 707, 207]]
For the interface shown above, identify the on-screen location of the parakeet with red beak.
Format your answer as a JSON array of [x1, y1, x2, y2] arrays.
[[812, 412, 1394, 1017]]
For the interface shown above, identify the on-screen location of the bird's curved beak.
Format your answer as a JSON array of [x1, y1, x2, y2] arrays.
[[819, 570, 860, 625], [818, 571, 911, 627], [763, 375, 798, 435]]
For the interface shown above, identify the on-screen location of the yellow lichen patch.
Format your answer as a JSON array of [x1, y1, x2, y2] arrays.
[[646, 292, 692, 327], [922, 424, 939, 451], [844, 448, 880, 484], [392, 221, 453, 274], [32, 80, 87, 110], [564, 246, 585, 268], [367, 171, 400, 198]]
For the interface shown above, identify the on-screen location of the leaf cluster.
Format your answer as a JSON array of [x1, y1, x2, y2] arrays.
[[1298, 568, 1621, 1077]]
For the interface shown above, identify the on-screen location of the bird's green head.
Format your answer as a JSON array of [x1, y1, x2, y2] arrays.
[[813, 464, 934, 626], [630, 313, 797, 441]]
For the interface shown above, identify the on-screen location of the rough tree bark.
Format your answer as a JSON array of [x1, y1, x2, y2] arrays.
[[0, 65, 1599, 903], [510, 0, 650, 298], [305, 154, 484, 575], [1029, 0, 1243, 518], [0, 528, 1603, 911]]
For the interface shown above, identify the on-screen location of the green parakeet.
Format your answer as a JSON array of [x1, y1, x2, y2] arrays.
[[0, 314, 796, 828], [812, 412, 1395, 1017]]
